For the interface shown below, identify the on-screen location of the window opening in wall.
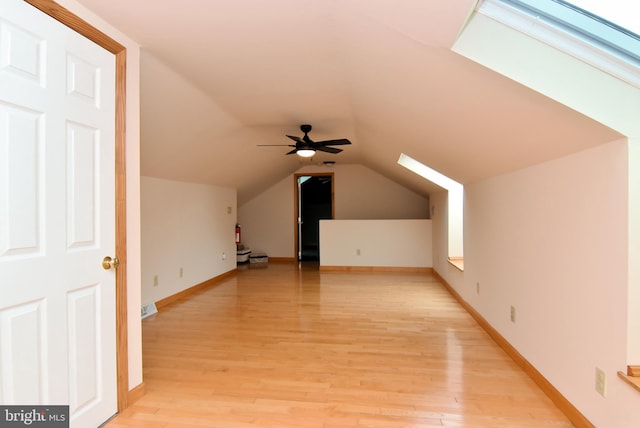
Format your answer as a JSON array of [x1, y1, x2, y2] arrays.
[[398, 154, 463, 268]]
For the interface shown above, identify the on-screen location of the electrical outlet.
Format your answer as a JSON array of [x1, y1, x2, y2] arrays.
[[510, 306, 516, 323], [222, 252, 227, 260], [153, 275, 158, 287], [179, 267, 183, 277], [595, 367, 606, 396], [356, 248, 361, 256]]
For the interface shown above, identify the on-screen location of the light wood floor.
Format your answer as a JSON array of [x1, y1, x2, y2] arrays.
[[106, 263, 574, 427]]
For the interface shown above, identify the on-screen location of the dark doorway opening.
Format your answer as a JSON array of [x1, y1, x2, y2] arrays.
[[295, 174, 334, 261]]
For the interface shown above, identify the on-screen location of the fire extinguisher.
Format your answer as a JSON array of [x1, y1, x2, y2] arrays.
[[235, 224, 241, 245]]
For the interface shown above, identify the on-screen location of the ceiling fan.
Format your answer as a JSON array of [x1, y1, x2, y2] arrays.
[[258, 124, 351, 157]]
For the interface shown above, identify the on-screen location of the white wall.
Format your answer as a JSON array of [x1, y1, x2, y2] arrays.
[[331, 164, 430, 219], [434, 140, 638, 427], [238, 163, 429, 257], [141, 177, 237, 304], [56, 0, 143, 391], [236, 172, 293, 256], [320, 220, 432, 268]]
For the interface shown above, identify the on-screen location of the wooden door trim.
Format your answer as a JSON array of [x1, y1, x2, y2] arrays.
[[293, 173, 335, 261], [24, 0, 130, 411]]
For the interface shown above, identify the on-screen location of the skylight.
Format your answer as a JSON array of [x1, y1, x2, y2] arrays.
[[478, 0, 640, 87], [397, 154, 462, 192], [568, 0, 640, 36], [397, 154, 464, 259]]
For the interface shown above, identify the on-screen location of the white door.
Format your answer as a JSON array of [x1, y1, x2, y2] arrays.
[[0, 0, 117, 427]]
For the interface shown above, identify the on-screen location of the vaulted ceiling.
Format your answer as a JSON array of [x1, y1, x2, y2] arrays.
[[76, 0, 621, 204]]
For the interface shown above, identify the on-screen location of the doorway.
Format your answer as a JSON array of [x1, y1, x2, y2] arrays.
[[294, 173, 334, 261]]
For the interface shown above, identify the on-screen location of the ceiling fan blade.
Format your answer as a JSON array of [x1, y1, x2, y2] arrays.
[[315, 146, 342, 154], [286, 148, 299, 155], [286, 135, 304, 143], [315, 138, 351, 146]]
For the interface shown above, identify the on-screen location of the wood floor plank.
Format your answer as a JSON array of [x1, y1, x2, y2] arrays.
[[105, 263, 574, 427]]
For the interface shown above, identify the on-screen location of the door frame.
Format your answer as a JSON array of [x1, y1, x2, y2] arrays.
[[293, 173, 334, 261], [24, 0, 130, 411]]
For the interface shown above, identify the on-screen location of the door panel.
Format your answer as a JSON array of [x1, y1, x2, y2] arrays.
[[0, 0, 117, 426], [0, 18, 45, 86], [0, 300, 47, 404], [67, 285, 100, 413], [0, 103, 43, 259], [66, 122, 99, 249]]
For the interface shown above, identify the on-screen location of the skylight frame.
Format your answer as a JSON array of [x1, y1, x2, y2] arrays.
[[511, 0, 640, 60], [478, 0, 640, 88]]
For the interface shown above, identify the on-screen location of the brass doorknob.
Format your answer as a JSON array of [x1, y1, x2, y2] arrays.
[[102, 256, 120, 270]]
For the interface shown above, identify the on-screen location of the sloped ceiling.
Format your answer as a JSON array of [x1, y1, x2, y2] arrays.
[[76, 0, 621, 204]]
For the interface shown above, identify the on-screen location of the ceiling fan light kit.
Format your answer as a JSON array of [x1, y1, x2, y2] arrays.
[[296, 149, 316, 157], [257, 124, 351, 157]]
